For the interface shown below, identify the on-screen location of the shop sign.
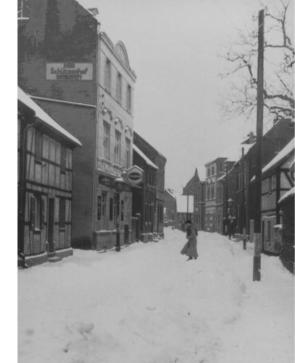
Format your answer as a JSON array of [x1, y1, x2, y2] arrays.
[[126, 166, 143, 185], [46, 63, 93, 81], [98, 175, 114, 188]]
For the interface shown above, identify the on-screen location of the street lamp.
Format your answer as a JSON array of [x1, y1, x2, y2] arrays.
[[114, 176, 125, 252]]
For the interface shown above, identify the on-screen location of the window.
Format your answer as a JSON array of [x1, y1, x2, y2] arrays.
[[104, 58, 111, 93], [125, 138, 131, 168], [115, 193, 120, 218], [60, 145, 66, 173], [116, 72, 122, 104], [121, 200, 124, 221], [266, 221, 271, 242], [35, 130, 42, 163], [127, 84, 132, 113], [109, 197, 113, 221], [103, 121, 111, 160], [30, 194, 43, 230], [102, 192, 107, 217], [97, 195, 102, 220], [59, 198, 66, 228], [272, 175, 276, 189], [268, 177, 272, 193], [114, 130, 121, 164]]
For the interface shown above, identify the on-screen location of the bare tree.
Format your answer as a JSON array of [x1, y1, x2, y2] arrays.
[[222, 1, 294, 122]]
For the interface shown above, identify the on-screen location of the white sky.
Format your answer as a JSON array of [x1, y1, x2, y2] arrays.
[[81, 0, 287, 192]]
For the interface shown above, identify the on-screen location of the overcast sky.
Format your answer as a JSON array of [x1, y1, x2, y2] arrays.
[[81, 0, 284, 192]]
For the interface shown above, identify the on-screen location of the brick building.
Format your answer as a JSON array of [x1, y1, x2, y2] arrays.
[[18, 0, 136, 250]]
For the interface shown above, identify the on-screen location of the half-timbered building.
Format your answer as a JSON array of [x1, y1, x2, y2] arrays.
[[18, 87, 81, 266], [260, 138, 294, 254]]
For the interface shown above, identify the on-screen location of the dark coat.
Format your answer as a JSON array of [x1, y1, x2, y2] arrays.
[[181, 229, 198, 258]]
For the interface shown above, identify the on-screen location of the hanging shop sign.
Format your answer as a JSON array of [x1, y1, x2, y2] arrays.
[[46, 63, 93, 81], [126, 166, 143, 186]]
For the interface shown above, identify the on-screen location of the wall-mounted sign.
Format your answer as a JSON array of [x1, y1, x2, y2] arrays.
[[126, 166, 143, 186], [46, 63, 93, 81], [98, 175, 115, 188]]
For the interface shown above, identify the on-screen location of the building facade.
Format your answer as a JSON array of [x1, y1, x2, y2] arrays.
[[182, 168, 205, 231], [278, 187, 294, 273], [163, 189, 177, 227], [18, 88, 81, 266], [260, 138, 294, 254], [204, 158, 227, 232], [132, 144, 158, 241], [18, 0, 136, 250], [133, 132, 166, 238]]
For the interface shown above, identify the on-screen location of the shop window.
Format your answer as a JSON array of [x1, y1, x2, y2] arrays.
[[102, 192, 107, 217], [59, 198, 66, 229], [266, 221, 271, 242], [97, 195, 102, 220], [109, 198, 113, 221], [121, 200, 124, 221], [35, 130, 42, 163]]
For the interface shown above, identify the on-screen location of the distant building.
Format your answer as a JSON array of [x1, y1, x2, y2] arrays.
[[204, 158, 227, 232], [133, 132, 166, 239], [163, 189, 177, 227], [182, 168, 205, 231], [18, 0, 137, 250], [18, 87, 81, 266]]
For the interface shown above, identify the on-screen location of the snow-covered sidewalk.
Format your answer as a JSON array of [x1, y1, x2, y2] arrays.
[[18, 228, 294, 363]]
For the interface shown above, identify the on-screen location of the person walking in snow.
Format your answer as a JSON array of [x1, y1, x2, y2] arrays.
[[180, 220, 198, 260]]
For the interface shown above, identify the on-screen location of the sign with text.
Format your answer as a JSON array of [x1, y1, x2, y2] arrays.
[[46, 63, 93, 81]]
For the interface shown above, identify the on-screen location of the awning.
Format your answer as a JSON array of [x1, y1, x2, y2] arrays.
[[133, 144, 158, 170]]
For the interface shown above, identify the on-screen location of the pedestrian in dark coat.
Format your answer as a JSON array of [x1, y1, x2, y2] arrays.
[[181, 220, 198, 260]]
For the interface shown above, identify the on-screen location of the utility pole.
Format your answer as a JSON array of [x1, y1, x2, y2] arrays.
[[253, 9, 264, 281], [242, 147, 247, 250]]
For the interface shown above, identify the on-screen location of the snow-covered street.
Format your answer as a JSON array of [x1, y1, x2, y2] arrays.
[[18, 228, 294, 363]]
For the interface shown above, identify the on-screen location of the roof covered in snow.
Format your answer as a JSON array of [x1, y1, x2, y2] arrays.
[[18, 87, 82, 147], [278, 187, 295, 204], [133, 144, 159, 170], [75, 0, 100, 21], [262, 138, 294, 176], [176, 195, 194, 213]]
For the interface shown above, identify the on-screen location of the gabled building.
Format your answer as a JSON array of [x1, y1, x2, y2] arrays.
[[18, 0, 136, 250], [182, 168, 205, 231], [18, 87, 81, 266]]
